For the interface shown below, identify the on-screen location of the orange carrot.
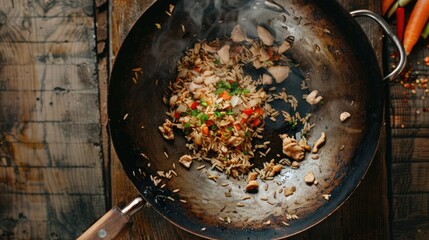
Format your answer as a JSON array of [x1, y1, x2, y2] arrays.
[[220, 90, 231, 100], [403, 0, 429, 54], [382, 0, 395, 16], [202, 126, 209, 136]]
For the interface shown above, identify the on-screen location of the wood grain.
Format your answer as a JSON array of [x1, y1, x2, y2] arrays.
[[109, 0, 389, 239], [0, 0, 105, 239], [387, 7, 429, 239]]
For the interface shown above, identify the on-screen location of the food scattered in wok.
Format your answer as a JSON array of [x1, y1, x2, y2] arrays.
[[159, 24, 328, 193]]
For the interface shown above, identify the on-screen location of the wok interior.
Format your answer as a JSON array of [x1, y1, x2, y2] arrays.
[[108, 0, 383, 238]]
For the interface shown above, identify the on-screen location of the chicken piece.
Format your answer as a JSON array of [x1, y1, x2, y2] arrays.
[[340, 112, 351, 122], [253, 60, 263, 69], [178, 155, 193, 169], [159, 119, 174, 140], [169, 95, 178, 107], [245, 180, 259, 192], [312, 132, 326, 153], [257, 25, 275, 46], [298, 137, 311, 152], [262, 74, 273, 85], [278, 40, 291, 54], [284, 186, 296, 197], [202, 43, 217, 53], [247, 172, 259, 182], [306, 90, 323, 105], [268, 65, 290, 83], [231, 24, 247, 42], [291, 161, 300, 169], [217, 45, 230, 64], [280, 134, 305, 161], [259, 48, 270, 62], [304, 172, 315, 184]]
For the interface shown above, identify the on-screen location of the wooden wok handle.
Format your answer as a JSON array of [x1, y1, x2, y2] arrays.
[[77, 197, 143, 240], [350, 9, 407, 81]]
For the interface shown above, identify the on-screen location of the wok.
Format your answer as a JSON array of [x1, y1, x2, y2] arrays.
[[80, 0, 406, 239]]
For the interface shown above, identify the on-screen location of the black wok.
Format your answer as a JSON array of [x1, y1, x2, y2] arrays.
[[79, 0, 405, 239]]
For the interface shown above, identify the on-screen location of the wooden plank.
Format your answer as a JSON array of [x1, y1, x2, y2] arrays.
[[0, 91, 100, 122], [0, 16, 94, 43], [0, 122, 99, 143], [392, 193, 429, 240], [0, 193, 105, 239], [392, 128, 429, 138], [1, 142, 101, 167], [392, 138, 429, 163], [0, 64, 98, 91], [392, 162, 429, 193], [0, 42, 95, 65], [0, 0, 106, 239], [0, 0, 94, 18], [0, 166, 104, 194]]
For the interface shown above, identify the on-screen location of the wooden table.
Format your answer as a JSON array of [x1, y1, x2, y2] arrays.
[[0, 0, 427, 239]]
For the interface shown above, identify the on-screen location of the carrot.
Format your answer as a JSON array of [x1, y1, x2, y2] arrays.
[[220, 90, 231, 100], [382, 0, 395, 16], [403, 0, 429, 54], [202, 126, 209, 136]]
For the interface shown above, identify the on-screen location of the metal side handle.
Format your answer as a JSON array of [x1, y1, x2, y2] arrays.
[[350, 9, 407, 81]]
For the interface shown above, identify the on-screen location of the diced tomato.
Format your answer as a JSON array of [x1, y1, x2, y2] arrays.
[[190, 102, 199, 110], [240, 118, 247, 125], [236, 145, 241, 151], [205, 120, 214, 127], [220, 90, 231, 100], [173, 111, 181, 119], [253, 107, 264, 117], [194, 67, 201, 72], [202, 126, 209, 136], [242, 108, 253, 116], [252, 118, 262, 127], [234, 124, 242, 131], [267, 48, 274, 58]]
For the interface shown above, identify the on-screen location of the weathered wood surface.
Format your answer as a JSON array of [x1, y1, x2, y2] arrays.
[[109, 0, 389, 239], [389, 25, 429, 238], [0, 0, 105, 239]]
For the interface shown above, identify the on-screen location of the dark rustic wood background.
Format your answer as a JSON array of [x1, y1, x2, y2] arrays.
[[0, 0, 427, 239]]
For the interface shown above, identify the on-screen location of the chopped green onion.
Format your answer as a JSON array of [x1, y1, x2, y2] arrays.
[[211, 125, 218, 130], [214, 88, 226, 94], [242, 89, 250, 94], [226, 126, 232, 131], [184, 122, 191, 128], [214, 111, 221, 118], [201, 101, 208, 107], [214, 59, 221, 65], [201, 114, 209, 122], [245, 131, 251, 137], [192, 109, 200, 116], [243, 150, 248, 155], [224, 81, 231, 89]]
